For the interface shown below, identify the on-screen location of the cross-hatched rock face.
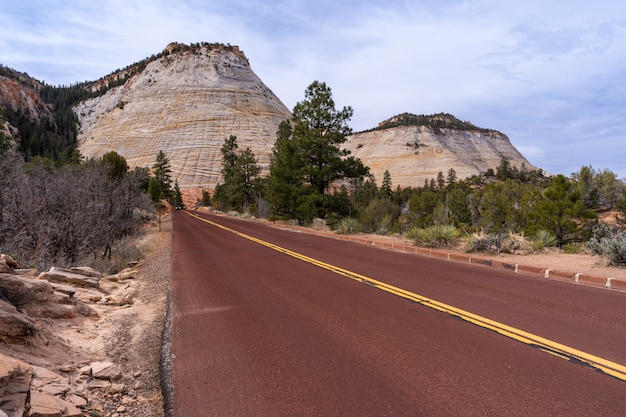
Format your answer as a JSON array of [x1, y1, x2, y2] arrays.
[[75, 44, 292, 189], [344, 125, 536, 188]]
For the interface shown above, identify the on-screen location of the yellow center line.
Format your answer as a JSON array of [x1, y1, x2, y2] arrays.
[[184, 211, 626, 381]]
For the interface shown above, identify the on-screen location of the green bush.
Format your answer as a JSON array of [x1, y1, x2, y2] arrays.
[[562, 242, 584, 254], [407, 224, 459, 247], [588, 224, 626, 267], [336, 217, 360, 234], [532, 229, 557, 251]]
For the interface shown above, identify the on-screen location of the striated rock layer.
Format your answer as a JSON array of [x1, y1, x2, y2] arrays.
[[344, 124, 536, 188], [75, 43, 292, 189]]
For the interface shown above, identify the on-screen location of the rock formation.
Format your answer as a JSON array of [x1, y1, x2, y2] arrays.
[[1, 43, 537, 193], [0, 68, 53, 145], [0, 252, 162, 416], [75, 42, 292, 189], [344, 113, 536, 188]]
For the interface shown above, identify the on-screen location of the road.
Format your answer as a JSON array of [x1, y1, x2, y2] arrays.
[[170, 210, 626, 416]]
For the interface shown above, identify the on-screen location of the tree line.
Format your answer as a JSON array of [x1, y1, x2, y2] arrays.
[[208, 81, 626, 265], [0, 140, 186, 271]]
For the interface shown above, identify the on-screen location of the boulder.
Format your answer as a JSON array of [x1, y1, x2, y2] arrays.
[[0, 273, 54, 307], [19, 294, 95, 319], [28, 391, 82, 417], [0, 353, 32, 417], [0, 299, 34, 341], [90, 361, 123, 381], [0, 254, 19, 269], [0, 254, 19, 274], [30, 366, 70, 396], [106, 284, 136, 306], [39, 267, 100, 289], [68, 266, 102, 279]]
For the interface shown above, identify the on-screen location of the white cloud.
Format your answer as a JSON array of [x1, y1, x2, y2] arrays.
[[1, 0, 626, 177]]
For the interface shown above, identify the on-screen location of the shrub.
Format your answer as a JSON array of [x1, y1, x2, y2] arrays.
[[562, 242, 584, 254], [466, 231, 506, 253], [407, 224, 459, 247], [359, 198, 400, 234], [466, 230, 531, 254], [336, 217, 360, 234], [588, 224, 626, 267], [501, 231, 532, 253], [532, 229, 557, 251], [376, 213, 395, 235]]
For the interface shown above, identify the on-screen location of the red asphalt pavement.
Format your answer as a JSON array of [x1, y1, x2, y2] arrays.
[[170, 210, 626, 416]]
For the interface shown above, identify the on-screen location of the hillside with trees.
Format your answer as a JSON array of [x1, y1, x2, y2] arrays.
[[207, 81, 626, 267]]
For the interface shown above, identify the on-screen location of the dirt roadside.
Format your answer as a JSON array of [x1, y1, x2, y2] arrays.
[[0, 214, 171, 417]]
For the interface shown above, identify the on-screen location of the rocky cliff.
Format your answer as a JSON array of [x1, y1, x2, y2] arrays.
[[344, 113, 536, 188], [75, 42, 292, 189], [1, 44, 536, 191], [0, 67, 53, 141]]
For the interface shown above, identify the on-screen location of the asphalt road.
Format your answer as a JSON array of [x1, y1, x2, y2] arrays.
[[170, 210, 626, 416]]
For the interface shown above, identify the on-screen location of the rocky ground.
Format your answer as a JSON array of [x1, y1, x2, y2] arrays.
[[0, 215, 171, 417], [2, 208, 624, 417]]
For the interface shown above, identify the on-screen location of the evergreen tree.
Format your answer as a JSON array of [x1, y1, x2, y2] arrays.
[[380, 170, 392, 199], [446, 168, 457, 187], [292, 81, 356, 195], [152, 150, 172, 198], [351, 175, 378, 213], [616, 188, 626, 224], [528, 175, 597, 247], [100, 151, 129, 179], [436, 171, 445, 189], [496, 158, 513, 180], [267, 81, 368, 221], [200, 190, 212, 207], [446, 187, 472, 227], [220, 135, 239, 177], [476, 179, 540, 233], [147, 177, 163, 202], [214, 136, 263, 212], [267, 121, 304, 217], [172, 180, 185, 209], [408, 189, 440, 228]]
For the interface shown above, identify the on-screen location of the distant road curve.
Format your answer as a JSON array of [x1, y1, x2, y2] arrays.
[[169, 210, 626, 416]]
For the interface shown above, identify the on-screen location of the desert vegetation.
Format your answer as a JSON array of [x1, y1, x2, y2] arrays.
[[0, 140, 167, 271], [211, 81, 626, 267]]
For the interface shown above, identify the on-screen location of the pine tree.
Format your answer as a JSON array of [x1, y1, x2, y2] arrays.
[[267, 81, 369, 221], [436, 171, 445, 189], [214, 136, 262, 212], [100, 151, 129, 179], [267, 121, 303, 217], [172, 180, 185, 209], [152, 150, 172, 198], [446, 168, 457, 187], [380, 170, 392, 199], [291, 81, 367, 195], [528, 175, 597, 247]]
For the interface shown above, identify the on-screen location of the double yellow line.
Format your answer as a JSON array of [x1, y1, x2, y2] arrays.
[[185, 211, 626, 381]]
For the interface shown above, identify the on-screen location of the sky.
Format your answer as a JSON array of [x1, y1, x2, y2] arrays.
[[1, 0, 625, 178]]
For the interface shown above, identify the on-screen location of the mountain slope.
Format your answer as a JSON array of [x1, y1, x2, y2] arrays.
[[75, 42, 291, 189], [1, 44, 537, 191], [344, 113, 535, 188]]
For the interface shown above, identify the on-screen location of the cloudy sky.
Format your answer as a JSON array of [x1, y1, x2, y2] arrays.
[[1, 0, 625, 178]]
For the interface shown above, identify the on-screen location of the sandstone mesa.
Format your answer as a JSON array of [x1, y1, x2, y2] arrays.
[[1, 41, 535, 191]]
